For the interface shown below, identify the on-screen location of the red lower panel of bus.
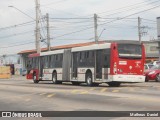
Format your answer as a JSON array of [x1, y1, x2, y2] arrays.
[[26, 69, 39, 80], [26, 73, 33, 79]]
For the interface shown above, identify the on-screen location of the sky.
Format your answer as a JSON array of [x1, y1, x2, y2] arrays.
[[0, 0, 160, 55]]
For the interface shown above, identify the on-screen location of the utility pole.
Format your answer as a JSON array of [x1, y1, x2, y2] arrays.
[[46, 13, 51, 51], [94, 14, 98, 43], [138, 17, 142, 43], [94, 14, 98, 82], [35, 0, 41, 53]]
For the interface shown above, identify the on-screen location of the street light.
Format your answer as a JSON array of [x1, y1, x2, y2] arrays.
[[8, 6, 35, 21], [8, 5, 41, 53]]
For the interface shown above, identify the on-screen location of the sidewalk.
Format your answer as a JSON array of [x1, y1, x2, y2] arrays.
[[10, 75, 27, 80]]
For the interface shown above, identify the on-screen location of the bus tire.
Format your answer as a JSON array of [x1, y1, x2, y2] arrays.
[[93, 83, 99, 86], [145, 77, 149, 82], [72, 82, 80, 85], [155, 74, 160, 82], [107, 82, 121, 87], [57, 81, 62, 84], [52, 73, 58, 84], [86, 72, 93, 87], [33, 73, 39, 83]]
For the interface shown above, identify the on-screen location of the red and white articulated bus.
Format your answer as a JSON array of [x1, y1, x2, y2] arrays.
[[26, 41, 145, 87]]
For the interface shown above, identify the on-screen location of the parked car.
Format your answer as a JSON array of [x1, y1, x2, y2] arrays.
[[150, 61, 160, 66], [22, 69, 27, 76], [144, 64, 160, 82], [144, 64, 154, 70]]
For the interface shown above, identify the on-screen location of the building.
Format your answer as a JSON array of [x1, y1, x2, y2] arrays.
[[0, 54, 21, 75], [157, 17, 160, 61], [0, 54, 20, 66], [143, 40, 159, 62]]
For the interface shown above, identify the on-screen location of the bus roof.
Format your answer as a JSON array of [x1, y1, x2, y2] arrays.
[[28, 53, 40, 58], [40, 49, 64, 56], [71, 43, 111, 52], [19, 41, 142, 54], [27, 41, 143, 57]]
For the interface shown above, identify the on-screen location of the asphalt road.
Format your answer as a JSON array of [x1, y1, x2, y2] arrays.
[[0, 76, 160, 119]]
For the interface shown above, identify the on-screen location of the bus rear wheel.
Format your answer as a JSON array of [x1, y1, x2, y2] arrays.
[[86, 73, 93, 86], [107, 82, 121, 87], [33, 73, 39, 83], [155, 74, 160, 82], [72, 82, 80, 85], [145, 77, 149, 82]]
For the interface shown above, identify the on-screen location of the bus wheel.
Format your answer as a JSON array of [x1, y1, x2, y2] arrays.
[[57, 81, 62, 84], [52, 73, 58, 84], [155, 74, 160, 82], [107, 82, 121, 87], [33, 74, 39, 83], [86, 73, 93, 86], [93, 83, 99, 86], [145, 77, 149, 82], [72, 82, 80, 85]]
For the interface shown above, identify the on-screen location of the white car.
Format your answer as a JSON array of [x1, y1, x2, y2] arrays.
[[22, 69, 27, 76], [152, 61, 160, 65], [144, 64, 154, 70]]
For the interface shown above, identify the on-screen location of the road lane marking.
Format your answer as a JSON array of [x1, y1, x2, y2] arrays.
[[39, 93, 46, 96], [141, 89, 147, 91], [100, 88, 107, 93], [71, 90, 89, 94], [89, 88, 96, 91], [47, 94, 55, 98], [129, 88, 135, 92], [127, 96, 160, 102], [80, 91, 89, 94], [71, 90, 80, 94], [25, 98, 31, 102], [112, 90, 119, 93]]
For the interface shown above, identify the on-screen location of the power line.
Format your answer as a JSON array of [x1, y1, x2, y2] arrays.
[[141, 18, 157, 23], [78, 0, 158, 18], [0, 21, 34, 31], [50, 17, 92, 20], [97, 0, 160, 16], [0, 30, 34, 39], [1, 1, 160, 50], [41, 0, 69, 7], [53, 26, 93, 39], [98, 4, 160, 27], [39, 11, 47, 40], [99, 17, 137, 20], [52, 4, 160, 39], [0, 41, 35, 49], [50, 19, 92, 24]]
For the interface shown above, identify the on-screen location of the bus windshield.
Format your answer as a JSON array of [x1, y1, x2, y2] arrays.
[[118, 44, 142, 59]]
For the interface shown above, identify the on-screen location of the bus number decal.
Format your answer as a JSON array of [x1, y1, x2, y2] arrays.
[[119, 61, 127, 65]]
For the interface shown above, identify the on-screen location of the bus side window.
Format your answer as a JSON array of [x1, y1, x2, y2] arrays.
[[48, 55, 51, 68], [50, 55, 54, 68], [103, 49, 110, 68], [44, 56, 49, 68], [79, 52, 83, 62]]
